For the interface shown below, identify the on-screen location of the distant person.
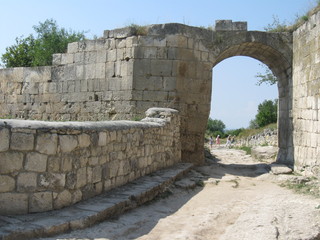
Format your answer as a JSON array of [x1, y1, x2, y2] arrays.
[[216, 135, 220, 145], [226, 135, 232, 148], [209, 136, 214, 149]]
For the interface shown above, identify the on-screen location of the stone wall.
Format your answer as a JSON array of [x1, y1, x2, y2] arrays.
[[235, 128, 278, 147], [0, 108, 181, 215], [292, 11, 320, 176]]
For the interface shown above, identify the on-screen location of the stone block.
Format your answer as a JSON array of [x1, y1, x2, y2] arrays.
[[0, 128, 9, 152], [59, 135, 78, 153], [29, 191, 53, 212], [98, 132, 107, 146], [0, 193, 28, 214], [36, 133, 58, 155], [39, 172, 66, 189], [76, 167, 87, 188], [17, 172, 37, 192], [0, 175, 15, 193], [25, 152, 48, 172], [54, 190, 72, 209], [0, 152, 24, 174], [11, 132, 34, 151], [92, 165, 102, 183], [78, 133, 91, 148], [151, 59, 173, 76]]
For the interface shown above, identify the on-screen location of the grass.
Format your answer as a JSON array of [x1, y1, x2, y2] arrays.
[[237, 146, 252, 155], [237, 123, 277, 139], [280, 177, 320, 198]]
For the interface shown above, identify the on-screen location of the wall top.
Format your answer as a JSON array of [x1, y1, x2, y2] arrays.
[[214, 20, 247, 31]]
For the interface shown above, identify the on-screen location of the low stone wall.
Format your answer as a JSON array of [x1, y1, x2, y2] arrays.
[[235, 128, 278, 147], [0, 108, 181, 215]]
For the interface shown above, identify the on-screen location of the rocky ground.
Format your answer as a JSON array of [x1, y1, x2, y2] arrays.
[[39, 147, 320, 240]]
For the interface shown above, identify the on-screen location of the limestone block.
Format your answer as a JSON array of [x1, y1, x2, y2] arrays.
[[107, 49, 117, 62], [59, 135, 78, 153], [10, 132, 34, 151], [54, 190, 72, 209], [67, 42, 79, 53], [0, 128, 9, 152], [0, 175, 15, 193], [76, 167, 87, 188], [0, 193, 28, 214], [17, 172, 37, 192], [84, 63, 96, 79], [72, 189, 83, 204], [150, 59, 173, 76], [29, 191, 53, 212], [36, 133, 58, 155], [52, 54, 62, 65], [96, 63, 106, 79], [61, 54, 74, 65], [39, 173, 66, 189], [98, 132, 107, 146], [25, 152, 48, 172], [0, 152, 24, 174], [78, 133, 91, 148]]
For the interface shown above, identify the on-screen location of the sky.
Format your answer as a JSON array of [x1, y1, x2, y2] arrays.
[[0, 0, 317, 129]]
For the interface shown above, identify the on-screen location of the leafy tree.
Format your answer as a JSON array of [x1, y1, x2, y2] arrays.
[[255, 64, 278, 86], [254, 99, 278, 128], [206, 118, 226, 137], [1, 19, 85, 67]]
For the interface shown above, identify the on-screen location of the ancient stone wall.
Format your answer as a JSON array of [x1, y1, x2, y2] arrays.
[[292, 11, 320, 176], [0, 108, 181, 215], [235, 128, 278, 147]]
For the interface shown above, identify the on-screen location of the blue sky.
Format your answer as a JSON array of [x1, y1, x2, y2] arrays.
[[0, 0, 317, 129]]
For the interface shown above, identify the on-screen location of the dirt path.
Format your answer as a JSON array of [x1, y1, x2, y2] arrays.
[[41, 148, 320, 240]]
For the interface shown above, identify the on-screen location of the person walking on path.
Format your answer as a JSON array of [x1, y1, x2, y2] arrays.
[[216, 135, 220, 146], [209, 136, 214, 149], [226, 135, 232, 148]]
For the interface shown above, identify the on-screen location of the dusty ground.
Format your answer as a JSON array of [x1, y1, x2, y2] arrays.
[[40, 147, 320, 240]]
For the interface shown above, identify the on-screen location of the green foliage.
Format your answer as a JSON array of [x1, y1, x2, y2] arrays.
[[1, 19, 85, 67], [128, 24, 147, 36], [225, 128, 245, 137], [206, 118, 226, 137], [238, 146, 252, 155], [255, 99, 278, 128], [238, 123, 277, 139], [255, 64, 278, 86]]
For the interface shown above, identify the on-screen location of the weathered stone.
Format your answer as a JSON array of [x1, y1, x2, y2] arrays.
[[25, 152, 48, 172], [17, 172, 37, 192], [39, 173, 66, 189], [78, 133, 91, 148], [29, 191, 53, 212], [54, 190, 72, 209], [0, 175, 15, 192], [0, 193, 28, 214], [270, 164, 293, 175], [59, 135, 78, 152], [0, 152, 24, 174], [36, 133, 58, 155], [0, 128, 9, 152], [11, 132, 34, 151]]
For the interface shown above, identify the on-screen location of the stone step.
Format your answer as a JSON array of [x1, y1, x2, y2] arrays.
[[0, 163, 193, 240]]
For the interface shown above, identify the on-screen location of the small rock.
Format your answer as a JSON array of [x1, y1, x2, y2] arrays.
[[270, 164, 293, 175]]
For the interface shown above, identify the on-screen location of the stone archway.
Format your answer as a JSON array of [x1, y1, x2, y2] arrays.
[[136, 22, 293, 166]]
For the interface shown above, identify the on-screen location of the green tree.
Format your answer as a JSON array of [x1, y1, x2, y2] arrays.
[[255, 64, 278, 86], [254, 99, 278, 128], [207, 118, 226, 137], [1, 19, 85, 67]]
